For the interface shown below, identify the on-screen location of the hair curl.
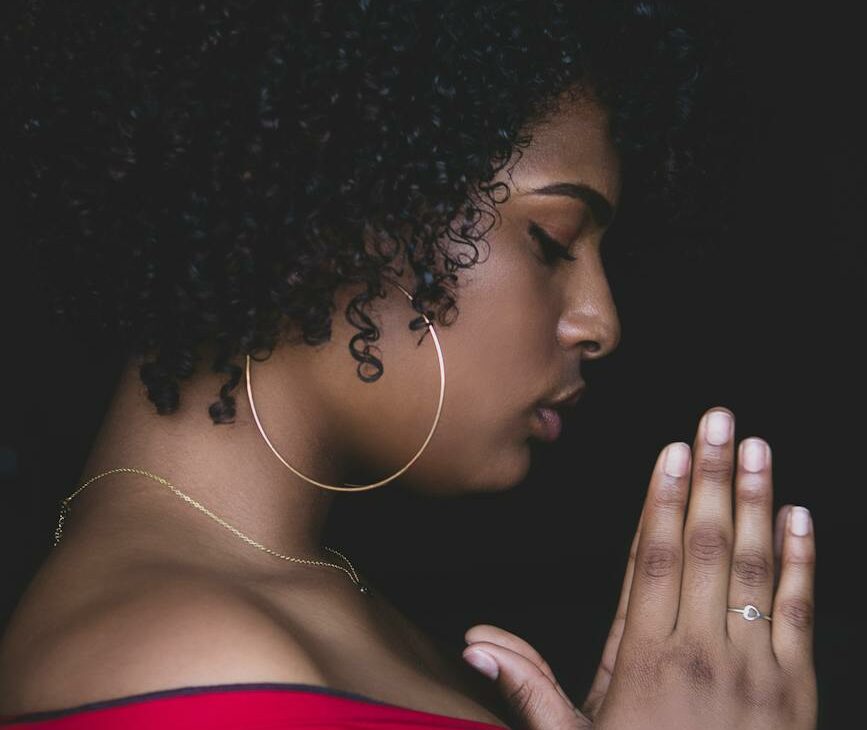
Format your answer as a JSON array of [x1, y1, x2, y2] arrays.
[[3, 0, 743, 423]]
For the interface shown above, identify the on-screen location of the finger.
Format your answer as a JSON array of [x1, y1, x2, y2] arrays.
[[622, 442, 690, 642], [582, 506, 643, 718], [462, 641, 589, 730], [774, 504, 794, 589], [726, 437, 774, 646], [676, 407, 736, 636], [464, 624, 572, 707], [771, 506, 816, 669]]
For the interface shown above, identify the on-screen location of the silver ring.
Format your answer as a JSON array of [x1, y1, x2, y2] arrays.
[[727, 604, 772, 622]]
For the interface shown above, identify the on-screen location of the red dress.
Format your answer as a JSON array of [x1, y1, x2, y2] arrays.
[[0, 682, 511, 729]]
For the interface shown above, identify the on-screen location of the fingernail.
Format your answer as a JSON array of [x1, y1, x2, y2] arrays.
[[789, 506, 811, 536], [664, 443, 689, 477], [742, 438, 767, 472], [464, 649, 499, 680], [706, 410, 733, 445]]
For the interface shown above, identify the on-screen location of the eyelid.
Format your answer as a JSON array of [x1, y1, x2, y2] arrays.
[[528, 221, 577, 262]]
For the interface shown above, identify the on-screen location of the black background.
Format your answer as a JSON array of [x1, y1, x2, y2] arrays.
[[2, 3, 864, 728]]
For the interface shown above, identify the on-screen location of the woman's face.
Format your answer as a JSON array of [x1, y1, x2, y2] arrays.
[[320, 91, 622, 495]]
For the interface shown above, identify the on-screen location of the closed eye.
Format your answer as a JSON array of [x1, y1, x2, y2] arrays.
[[528, 221, 577, 265]]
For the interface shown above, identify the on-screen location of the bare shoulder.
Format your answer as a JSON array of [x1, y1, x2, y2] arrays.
[[0, 568, 327, 715]]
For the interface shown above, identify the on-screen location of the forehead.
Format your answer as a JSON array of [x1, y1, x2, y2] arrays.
[[501, 91, 622, 209]]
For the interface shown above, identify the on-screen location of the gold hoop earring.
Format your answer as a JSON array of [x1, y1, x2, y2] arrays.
[[246, 277, 446, 492]]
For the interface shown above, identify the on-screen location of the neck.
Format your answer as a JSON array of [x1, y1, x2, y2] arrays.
[[69, 341, 352, 574]]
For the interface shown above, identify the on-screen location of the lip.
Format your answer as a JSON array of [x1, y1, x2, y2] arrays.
[[532, 407, 563, 442], [538, 382, 586, 410]]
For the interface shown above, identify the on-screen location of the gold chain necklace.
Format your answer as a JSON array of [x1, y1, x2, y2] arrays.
[[53, 467, 371, 594]]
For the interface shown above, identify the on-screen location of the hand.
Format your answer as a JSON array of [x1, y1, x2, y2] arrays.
[[462, 407, 817, 729]]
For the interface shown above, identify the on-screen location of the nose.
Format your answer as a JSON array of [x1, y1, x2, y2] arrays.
[[555, 247, 622, 359]]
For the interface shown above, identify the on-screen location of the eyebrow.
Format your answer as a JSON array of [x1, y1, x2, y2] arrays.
[[524, 182, 616, 229]]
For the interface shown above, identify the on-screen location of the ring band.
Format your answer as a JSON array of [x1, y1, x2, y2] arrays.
[[727, 604, 772, 622]]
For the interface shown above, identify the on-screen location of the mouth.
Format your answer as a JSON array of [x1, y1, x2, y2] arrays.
[[531, 382, 586, 442]]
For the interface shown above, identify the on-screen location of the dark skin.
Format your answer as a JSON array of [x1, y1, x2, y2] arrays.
[[0, 90, 817, 729]]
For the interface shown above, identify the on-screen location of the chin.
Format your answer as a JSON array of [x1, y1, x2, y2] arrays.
[[462, 443, 533, 494], [403, 445, 531, 497]]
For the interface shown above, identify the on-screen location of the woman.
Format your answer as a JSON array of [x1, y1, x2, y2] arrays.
[[0, 1, 817, 728]]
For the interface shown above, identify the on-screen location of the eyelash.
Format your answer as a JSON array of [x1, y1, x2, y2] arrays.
[[528, 222, 577, 266]]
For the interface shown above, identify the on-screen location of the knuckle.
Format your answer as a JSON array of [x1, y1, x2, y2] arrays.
[[777, 597, 814, 630], [621, 637, 726, 696], [696, 455, 734, 484], [736, 477, 772, 507], [672, 636, 717, 691], [651, 481, 687, 512], [783, 546, 816, 568], [687, 524, 730, 564], [683, 652, 716, 691], [732, 549, 772, 587], [504, 678, 544, 719], [638, 541, 681, 579]]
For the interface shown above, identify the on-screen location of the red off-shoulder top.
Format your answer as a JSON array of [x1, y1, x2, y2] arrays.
[[0, 682, 511, 729]]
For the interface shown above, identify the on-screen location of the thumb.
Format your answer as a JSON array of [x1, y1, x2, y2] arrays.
[[463, 642, 591, 730]]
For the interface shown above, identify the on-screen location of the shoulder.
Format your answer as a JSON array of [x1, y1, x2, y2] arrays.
[[0, 568, 327, 715]]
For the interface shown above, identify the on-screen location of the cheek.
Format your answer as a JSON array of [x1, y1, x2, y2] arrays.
[[391, 234, 559, 492], [439, 250, 558, 436], [410, 368, 542, 496], [330, 253, 550, 493]]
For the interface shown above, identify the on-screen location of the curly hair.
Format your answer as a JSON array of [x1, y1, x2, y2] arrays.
[[2, 0, 742, 424]]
